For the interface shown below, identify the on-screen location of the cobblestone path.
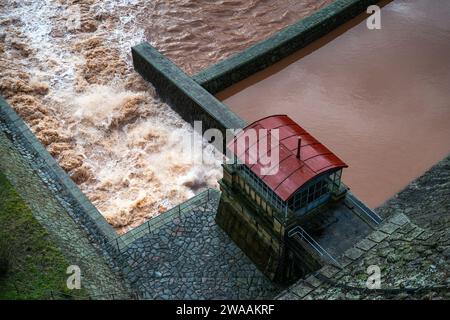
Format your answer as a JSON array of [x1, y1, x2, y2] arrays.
[[121, 193, 282, 299]]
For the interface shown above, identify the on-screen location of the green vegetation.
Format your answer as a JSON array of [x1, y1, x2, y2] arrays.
[[0, 171, 78, 299]]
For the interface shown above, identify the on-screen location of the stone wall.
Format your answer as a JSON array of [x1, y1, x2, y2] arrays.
[[215, 172, 323, 284], [0, 97, 117, 248], [132, 43, 246, 142], [215, 194, 283, 282], [0, 97, 131, 298], [276, 156, 450, 300], [0, 97, 139, 292], [193, 0, 382, 94]]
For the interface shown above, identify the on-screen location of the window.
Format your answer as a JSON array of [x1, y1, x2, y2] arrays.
[[330, 170, 342, 193], [288, 176, 332, 213]]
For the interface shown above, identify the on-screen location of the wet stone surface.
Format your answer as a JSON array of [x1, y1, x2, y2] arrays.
[[121, 193, 281, 300], [278, 155, 450, 300]]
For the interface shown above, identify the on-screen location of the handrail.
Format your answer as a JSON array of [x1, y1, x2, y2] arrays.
[[288, 226, 340, 267], [346, 194, 383, 225], [78, 188, 219, 258], [119, 188, 216, 248]]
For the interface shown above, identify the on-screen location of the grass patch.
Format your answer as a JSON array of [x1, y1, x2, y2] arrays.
[[0, 171, 85, 299]]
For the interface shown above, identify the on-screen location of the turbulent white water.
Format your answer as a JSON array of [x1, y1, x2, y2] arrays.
[[0, 0, 223, 233], [0, 0, 332, 233]]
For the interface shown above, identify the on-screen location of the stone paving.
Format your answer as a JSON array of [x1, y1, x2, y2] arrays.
[[277, 155, 450, 300], [120, 192, 282, 300]]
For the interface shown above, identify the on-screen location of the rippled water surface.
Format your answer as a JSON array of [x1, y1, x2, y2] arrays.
[[222, 0, 450, 208], [0, 0, 332, 233], [141, 0, 334, 74]]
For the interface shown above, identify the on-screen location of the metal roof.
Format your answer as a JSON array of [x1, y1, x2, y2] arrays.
[[228, 115, 348, 201]]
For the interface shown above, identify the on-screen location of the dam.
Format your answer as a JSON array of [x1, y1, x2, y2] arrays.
[[0, 0, 448, 300], [0, 0, 338, 234]]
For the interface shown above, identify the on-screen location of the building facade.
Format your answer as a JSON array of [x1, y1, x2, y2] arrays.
[[216, 115, 348, 283]]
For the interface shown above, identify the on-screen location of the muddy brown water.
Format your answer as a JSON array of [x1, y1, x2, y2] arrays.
[[1, 0, 335, 233], [221, 0, 450, 208], [142, 0, 334, 74]]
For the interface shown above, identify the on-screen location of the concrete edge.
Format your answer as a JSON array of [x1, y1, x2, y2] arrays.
[[132, 42, 247, 136]]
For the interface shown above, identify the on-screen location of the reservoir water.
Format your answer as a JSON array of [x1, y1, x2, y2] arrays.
[[221, 0, 450, 208]]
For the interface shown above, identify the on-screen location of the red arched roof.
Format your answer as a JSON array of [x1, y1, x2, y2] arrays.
[[228, 115, 348, 201]]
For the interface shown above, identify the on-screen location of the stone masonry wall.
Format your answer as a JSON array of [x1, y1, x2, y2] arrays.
[[0, 104, 131, 298], [132, 43, 246, 143]]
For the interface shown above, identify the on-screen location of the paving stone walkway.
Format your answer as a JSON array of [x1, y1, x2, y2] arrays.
[[277, 155, 450, 300], [120, 193, 282, 299]]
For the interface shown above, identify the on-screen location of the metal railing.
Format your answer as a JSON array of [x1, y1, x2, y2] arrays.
[[288, 226, 340, 267], [346, 194, 383, 225], [112, 188, 218, 252], [59, 188, 219, 300]]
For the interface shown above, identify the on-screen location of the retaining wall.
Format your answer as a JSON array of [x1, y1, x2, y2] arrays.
[[132, 43, 246, 139], [0, 97, 118, 249]]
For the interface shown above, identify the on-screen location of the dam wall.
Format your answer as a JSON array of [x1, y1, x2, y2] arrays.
[[132, 43, 246, 138], [0, 97, 118, 247]]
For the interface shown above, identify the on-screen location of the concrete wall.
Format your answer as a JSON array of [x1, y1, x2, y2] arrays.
[[132, 43, 246, 139], [217, 166, 324, 283], [215, 190, 284, 282], [193, 0, 382, 94]]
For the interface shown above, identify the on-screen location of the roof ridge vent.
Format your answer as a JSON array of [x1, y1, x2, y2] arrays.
[[296, 137, 302, 159]]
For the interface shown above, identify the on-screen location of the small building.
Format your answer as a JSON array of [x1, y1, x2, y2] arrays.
[[216, 115, 348, 283]]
